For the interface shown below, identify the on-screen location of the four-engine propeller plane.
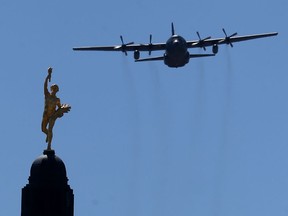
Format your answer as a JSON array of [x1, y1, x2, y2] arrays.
[[73, 23, 278, 68]]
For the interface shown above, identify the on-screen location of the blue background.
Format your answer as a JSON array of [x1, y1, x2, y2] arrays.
[[0, 0, 287, 215]]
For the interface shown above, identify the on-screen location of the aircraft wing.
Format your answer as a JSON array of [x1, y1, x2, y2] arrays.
[[73, 43, 166, 52], [188, 32, 278, 48], [73, 45, 121, 51]]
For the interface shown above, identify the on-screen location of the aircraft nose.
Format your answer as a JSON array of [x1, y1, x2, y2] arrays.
[[173, 40, 181, 47]]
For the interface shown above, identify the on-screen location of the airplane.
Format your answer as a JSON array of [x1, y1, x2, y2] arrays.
[[73, 23, 278, 68]]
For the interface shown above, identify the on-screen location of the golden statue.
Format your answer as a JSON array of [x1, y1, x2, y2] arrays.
[[41, 67, 71, 150]]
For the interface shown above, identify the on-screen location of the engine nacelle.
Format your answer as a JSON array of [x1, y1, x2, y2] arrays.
[[212, 44, 218, 54], [134, 50, 140, 60]]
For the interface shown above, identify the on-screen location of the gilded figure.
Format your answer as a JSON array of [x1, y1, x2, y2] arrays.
[[41, 67, 71, 150]]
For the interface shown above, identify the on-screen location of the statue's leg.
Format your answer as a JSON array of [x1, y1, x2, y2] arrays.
[[41, 116, 49, 135], [42, 117, 49, 143], [47, 117, 56, 150]]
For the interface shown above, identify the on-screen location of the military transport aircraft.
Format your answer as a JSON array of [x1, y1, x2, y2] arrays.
[[73, 23, 278, 68]]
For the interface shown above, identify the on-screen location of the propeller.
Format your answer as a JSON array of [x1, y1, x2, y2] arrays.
[[115, 35, 134, 55], [148, 34, 153, 55], [196, 31, 211, 51], [221, 29, 237, 47]]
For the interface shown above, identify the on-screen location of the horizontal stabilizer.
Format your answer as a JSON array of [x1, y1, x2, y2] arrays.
[[189, 54, 215, 58], [135, 56, 164, 62]]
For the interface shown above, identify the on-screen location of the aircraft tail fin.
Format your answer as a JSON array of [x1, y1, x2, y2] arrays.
[[171, 23, 175, 35]]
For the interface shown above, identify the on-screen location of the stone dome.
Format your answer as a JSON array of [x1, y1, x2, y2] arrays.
[[29, 150, 68, 187]]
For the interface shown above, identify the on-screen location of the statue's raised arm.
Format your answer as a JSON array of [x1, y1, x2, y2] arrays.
[[44, 67, 52, 96], [41, 67, 71, 150]]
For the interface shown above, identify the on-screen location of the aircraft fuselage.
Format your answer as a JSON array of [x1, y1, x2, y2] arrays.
[[164, 35, 190, 68]]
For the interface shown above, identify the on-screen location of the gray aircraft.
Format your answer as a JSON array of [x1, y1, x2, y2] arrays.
[[73, 23, 278, 68]]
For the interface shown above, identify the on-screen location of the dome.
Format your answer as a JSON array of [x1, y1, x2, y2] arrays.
[[29, 150, 68, 186]]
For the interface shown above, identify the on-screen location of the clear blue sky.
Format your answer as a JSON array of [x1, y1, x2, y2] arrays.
[[0, 0, 287, 215]]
